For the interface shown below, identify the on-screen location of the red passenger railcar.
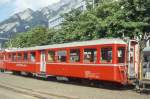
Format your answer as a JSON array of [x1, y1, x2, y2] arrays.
[[0, 51, 5, 72], [0, 38, 140, 85]]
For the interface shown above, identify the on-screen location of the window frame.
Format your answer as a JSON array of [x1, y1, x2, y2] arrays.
[[17, 52, 22, 62], [29, 51, 36, 62], [8, 53, 12, 61], [83, 47, 98, 64], [100, 46, 113, 64], [0, 53, 4, 60], [56, 48, 68, 63], [116, 45, 127, 64], [69, 48, 81, 63], [117, 47, 126, 64], [47, 49, 56, 63], [12, 53, 17, 62], [23, 52, 29, 62]]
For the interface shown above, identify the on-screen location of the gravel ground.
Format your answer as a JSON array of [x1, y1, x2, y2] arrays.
[[0, 86, 39, 99], [0, 72, 149, 99]]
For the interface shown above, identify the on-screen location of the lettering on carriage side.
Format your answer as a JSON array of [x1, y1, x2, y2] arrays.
[[16, 64, 27, 67], [85, 71, 100, 79]]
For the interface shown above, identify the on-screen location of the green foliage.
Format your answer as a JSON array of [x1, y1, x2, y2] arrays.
[[5, 0, 150, 48]]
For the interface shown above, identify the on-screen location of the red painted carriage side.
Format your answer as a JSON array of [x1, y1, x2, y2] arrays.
[[0, 52, 5, 70], [5, 62, 37, 73], [2, 39, 129, 84], [46, 63, 127, 84], [45, 44, 128, 84], [5, 51, 39, 73]]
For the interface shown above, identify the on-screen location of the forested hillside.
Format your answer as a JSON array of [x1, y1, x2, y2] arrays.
[[5, 0, 150, 48]]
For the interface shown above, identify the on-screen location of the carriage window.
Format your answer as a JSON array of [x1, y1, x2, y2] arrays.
[[84, 48, 97, 63], [18, 53, 22, 61], [12, 53, 17, 61], [101, 48, 112, 63], [48, 50, 55, 62], [23, 52, 28, 61], [0, 55, 4, 60], [144, 56, 148, 62], [30, 52, 36, 62], [57, 50, 67, 62], [70, 49, 80, 62], [8, 54, 11, 60], [118, 47, 125, 63]]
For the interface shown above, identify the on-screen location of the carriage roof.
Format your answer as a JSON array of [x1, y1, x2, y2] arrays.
[[5, 38, 127, 52]]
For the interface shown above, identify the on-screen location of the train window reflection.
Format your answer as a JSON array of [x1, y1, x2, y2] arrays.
[[70, 49, 80, 62], [23, 52, 28, 61], [48, 50, 55, 62], [84, 48, 97, 63], [18, 53, 22, 61], [57, 50, 67, 62], [30, 52, 36, 62], [117, 47, 125, 63], [12, 53, 17, 61], [0, 54, 4, 60], [101, 48, 112, 63]]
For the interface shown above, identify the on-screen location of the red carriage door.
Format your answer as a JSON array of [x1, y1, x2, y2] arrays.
[[40, 51, 46, 73]]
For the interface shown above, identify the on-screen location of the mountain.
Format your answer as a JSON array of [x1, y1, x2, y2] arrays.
[[0, 8, 47, 39], [0, 0, 83, 40]]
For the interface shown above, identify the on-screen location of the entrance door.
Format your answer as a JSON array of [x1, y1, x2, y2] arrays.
[[40, 51, 46, 72], [128, 40, 139, 79], [128, 47, 136, 78]]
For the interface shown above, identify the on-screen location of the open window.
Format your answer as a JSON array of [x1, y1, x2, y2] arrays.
[[23, 52, 28, 61], [0, 54, 4, 60], [48, 50, 55, 62], [57, 50, 67, 62], [84, 48, 97, 63], [8, 53, 11, 61], [30, 52, 36, 62], [12, 53, 17, 61], [117, 47, 125, 63], [101, 47, 112, 63], [18, 53, 22, 61], [70, 49, 80, 62]]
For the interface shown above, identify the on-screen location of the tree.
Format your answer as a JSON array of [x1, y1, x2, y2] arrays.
[[5, 0, 150, 58]]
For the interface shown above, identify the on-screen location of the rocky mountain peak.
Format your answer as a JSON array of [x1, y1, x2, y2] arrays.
[[0, 0, 84, 39]]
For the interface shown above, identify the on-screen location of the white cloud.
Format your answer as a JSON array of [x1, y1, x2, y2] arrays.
[[0, 0, 11, 5], [7, 0, 60, 14]]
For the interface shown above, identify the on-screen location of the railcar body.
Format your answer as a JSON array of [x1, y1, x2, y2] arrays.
[[0, 52, 5, 72], [0, 38, 140, 85]]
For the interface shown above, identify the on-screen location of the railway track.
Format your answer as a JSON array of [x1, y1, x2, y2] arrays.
[[0, 81, 78, 99]]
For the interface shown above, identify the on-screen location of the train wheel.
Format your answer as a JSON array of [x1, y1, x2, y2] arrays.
[[0, 69, 4, 72], [12, 71, 21, 75]]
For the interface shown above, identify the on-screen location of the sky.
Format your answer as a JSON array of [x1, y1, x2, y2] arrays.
[[0, 0, 60, 22]]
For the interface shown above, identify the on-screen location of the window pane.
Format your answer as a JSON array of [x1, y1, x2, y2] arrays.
[[57, 50, 67, 62], [12, 53, 16, 61], [30, 52, 36, 62], [0, 54, 4, 60], [48, 50, 55, 62], [23, 53, 28, 61], [8, 54, 11, 61], [18, 53, 22, 61], [101, 48, 112, 63], [118, 47, 125, 63], [144, 56, 148, 62], [70, 49, 80, 62], [84, 48, 97, 63]]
